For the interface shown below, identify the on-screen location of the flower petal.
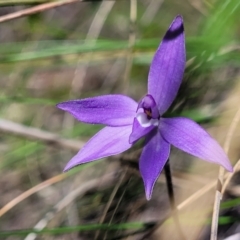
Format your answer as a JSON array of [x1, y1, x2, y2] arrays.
[[139, 130, 170, 200], [160, 117, 233, 171], [148, 15, 185, 115], [57, 94, 138, 127], [64, 125, 133, 171], [129, 117, 155, 144]]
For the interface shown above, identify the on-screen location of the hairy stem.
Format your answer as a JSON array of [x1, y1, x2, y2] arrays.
[[164, 160, 186, 240]]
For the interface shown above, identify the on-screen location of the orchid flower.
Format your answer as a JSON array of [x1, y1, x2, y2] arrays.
[[57, 16, 232, 200]]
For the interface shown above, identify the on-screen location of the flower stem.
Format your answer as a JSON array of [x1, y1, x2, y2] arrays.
[[164, 160, 186, 240]]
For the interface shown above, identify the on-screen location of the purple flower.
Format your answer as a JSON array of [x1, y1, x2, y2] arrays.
[[57, 16, 233, 200]]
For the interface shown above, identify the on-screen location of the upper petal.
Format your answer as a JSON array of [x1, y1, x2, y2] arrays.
[[160, 117, 233, 171], [57, 94, 138, 127], [148, 15, 185, 115], [139, 130, 170, 200], [137, 94, 159, 119], [64, 125, 133, 171]]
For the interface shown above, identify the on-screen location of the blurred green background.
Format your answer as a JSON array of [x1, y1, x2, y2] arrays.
[[0, 0, 240, 239]]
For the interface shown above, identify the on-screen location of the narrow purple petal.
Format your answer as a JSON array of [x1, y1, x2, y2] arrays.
[[64, 125, 133, 171], [139, 130, 170, 200], [160, 117, 233, 171], [57, 94, 138, 127], [148, 15, 185, 115], [129, 117, 155, 144]]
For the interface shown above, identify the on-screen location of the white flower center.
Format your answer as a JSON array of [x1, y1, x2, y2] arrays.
[[136, 111, 159, 127]]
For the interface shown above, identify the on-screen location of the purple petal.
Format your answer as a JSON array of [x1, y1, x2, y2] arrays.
[[139, 130, 170, 200], [57, 94, 137, 127], [160, 117, 233, 171], [64, 125, 133, 171], [129, 117, 155, 144], [148, 15, 185, 115]]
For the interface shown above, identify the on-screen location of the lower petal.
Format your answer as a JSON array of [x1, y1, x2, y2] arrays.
[[129, 117, 155, 144], [139, 130, 170, 200], [64, 125, 133, 171], [160, 117, 233, 172]]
